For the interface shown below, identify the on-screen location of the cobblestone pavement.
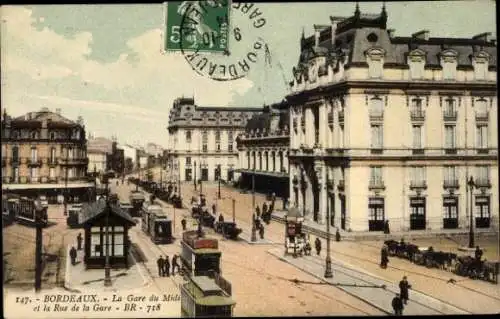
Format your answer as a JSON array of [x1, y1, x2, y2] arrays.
[[120, 177, 384, 316]]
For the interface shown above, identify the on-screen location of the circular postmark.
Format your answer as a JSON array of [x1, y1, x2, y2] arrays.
[[178, 1, 270, 81]]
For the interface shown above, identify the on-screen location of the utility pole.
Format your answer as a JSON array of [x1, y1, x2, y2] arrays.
[[136, 161, 140, 191], [468, 177, 476, 248], [232, 198, 236, 224], [199, 163, 203, 197], [104, 174, 112, 287], [324, 182, 333, 278], [64, 145, 69, 216], [34, 202, 43, 292], [178, 161, 182, 199]]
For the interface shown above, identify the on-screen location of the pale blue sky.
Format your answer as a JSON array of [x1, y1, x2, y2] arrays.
[[1, 1, 496, 147]]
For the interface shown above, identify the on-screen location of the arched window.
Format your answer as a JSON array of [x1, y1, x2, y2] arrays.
[[370, 97, 384, 117], [475, 98, 488, 115]]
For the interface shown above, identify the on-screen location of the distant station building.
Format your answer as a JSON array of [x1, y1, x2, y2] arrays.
[[80, 198, 136, 269], [236, 100, 290, 199], [1, 108, 94, 203], [287, 4, 497, 232], [167, 97, 262, 183]]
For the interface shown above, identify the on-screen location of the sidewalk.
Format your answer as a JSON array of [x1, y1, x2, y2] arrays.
[[64, 245, 149, 293], [271, 210, 497, 241], [267, 247, 469, 315]]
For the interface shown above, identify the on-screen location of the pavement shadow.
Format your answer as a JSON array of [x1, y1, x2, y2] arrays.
[[130, 243, 148, 263]]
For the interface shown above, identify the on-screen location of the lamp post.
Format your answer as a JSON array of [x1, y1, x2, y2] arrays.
[[467, 176, 476, 249], [324, 183, 333, 278], [178, 160, 182, 199], [136, 162, 140, 191], [194, 161, 197, 191], [251, 165, 257, 242], [217, 164, 221, 199], [103, 174, 112, 287], [64, 144, 69, 216]]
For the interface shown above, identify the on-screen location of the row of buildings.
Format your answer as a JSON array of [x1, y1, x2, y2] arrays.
[[166, 4, 498, 233]]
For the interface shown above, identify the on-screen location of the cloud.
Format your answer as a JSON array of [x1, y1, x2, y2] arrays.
[[1, 5, 256, 146]]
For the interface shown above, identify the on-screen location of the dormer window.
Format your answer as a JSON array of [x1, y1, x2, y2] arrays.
[[366, 47, 385, 79], [440, 49, 458, 80], [308, 59, 319, 83], [30, 130, 38, 139], [49, 131, 56, 140], [408, 49, 426, 79], [472, 51, 489, 80]]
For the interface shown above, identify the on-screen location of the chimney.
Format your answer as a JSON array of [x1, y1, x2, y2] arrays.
[[472, 32, 493, 42], [314, 25, 320, 47], [412, 30, 430, 41], [387, 29, 395, 38], [330, 17, 344, 51], [56, 108, 61, 115]]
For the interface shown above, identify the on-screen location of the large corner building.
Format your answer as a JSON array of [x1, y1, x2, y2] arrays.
[[167, 97, 262, 183], [287, 5, 498, 232]]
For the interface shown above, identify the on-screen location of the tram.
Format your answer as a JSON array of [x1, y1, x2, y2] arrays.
[[16, 197, 48, 227], [141, 204, 173, 244], [66, 203, 83, 228], [129, 191, 145, 217], [180, 230, 221, 278], [180, 275, 236, 317]]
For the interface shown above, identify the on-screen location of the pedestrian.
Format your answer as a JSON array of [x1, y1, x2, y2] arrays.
[[384, 220, 390, 234], [259, 224, 265, 239], [335, 228, 341, 242], [399, 276, 412, 305], [157, 256, 165, 277], [77, 233, 83, 250], [392, 293, 404, 316], [315, 237, 322, 256], [262, 202, 268, 216], [381, 244, 389, 269], [212, 204, 217, 215], [164, 255, 170, 277], [69, 246, 77, 266], [172, 254, 180, 276], [218, 214, 224, 223], [181, 218, 187, 231], [475, 246, 483, 261]]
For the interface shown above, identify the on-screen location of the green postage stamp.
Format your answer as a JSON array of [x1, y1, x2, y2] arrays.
[[164, 1, 231, 53]]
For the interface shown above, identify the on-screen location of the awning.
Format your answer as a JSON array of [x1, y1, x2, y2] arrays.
[[236, 169, 289, 179]]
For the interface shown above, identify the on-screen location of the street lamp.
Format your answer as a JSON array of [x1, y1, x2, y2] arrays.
[[194, 161, 197, 191], [217, 164, 221, 199], [324, 183, 333, 278], [103, 173, 112, 287], [251, 164, 257, 242], [467, 176, 476, 249], [178, 162, 182, 199]]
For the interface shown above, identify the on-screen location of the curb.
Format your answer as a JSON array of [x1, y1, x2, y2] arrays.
[[269, 250, 391, 315]]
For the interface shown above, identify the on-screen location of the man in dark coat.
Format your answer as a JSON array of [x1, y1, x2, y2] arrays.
[[315, 238, 322, 256], [259, 224, 265, 239], [181, 218, 187, 231], [399, 276, 412, 305], [77, 233, 83, 250], [218, 214, 224, 223], [171, 254, 180, 276], [475, 246, 483, 261], [69, 246, 77, 265], [381, 245, 389, 269], [392, 293, 404, 315], [335, 229, 341, 242], [164, 255, 170, 277], [262, 202, 268, 216], [157, 256, 165, 277], [384, 220, 390, 234]]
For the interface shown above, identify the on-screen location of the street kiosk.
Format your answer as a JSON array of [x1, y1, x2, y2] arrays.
[[284, 207, 307, 256]]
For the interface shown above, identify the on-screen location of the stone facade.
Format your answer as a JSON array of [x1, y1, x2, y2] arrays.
[[87, 150, 107, 174], [287, 5, 498, 232], [236, 101, 290, 198], [167, 97, 262, 183], [1, 107, 93, 199]]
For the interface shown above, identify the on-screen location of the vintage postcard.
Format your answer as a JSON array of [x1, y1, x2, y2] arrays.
[[1, 1, 498, 318]]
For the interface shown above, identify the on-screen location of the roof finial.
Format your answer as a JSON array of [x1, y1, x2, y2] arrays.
[[301, 27, 305, 39], [381, 1, 387, 17], [354, 2, 360, 17]]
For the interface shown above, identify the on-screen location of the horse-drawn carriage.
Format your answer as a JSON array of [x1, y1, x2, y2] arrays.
[[454, 256, 499, 283], [215, 222, 242, 240]]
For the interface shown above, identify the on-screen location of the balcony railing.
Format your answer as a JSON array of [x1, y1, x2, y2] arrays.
[[444, 148, 457, 154], [2, 158, 6, 167], [338, 110, 344, 122], [369, 111, 384, 121], [27, 158, 43, 166], [475, 178, 491, 188], [412, 148, 425, 155], [59, 158, 89, 165], [48, 158, 58, 165], [410, 180, 427, 189], [443, 179, 459, 189], [475, 112, 489, 122], [410, 110, 426, 121], [368, 180, 385, 190], [337, 179, 345, 190], [11, 158, 20, 166], [328, 112, 334, 125], [371, 148, 383, 154], [443, 110, 457, 121]]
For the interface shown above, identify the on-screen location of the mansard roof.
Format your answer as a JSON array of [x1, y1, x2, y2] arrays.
[[244, 100, 289, 133], [297, 6, 496, 69], [168, 97, 263, 129], [6, 108, 83, 127]]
